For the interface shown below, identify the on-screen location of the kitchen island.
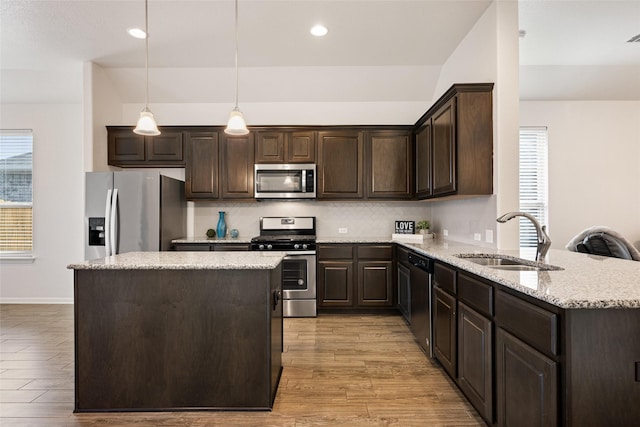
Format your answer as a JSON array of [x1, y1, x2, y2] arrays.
[[68, 251, 285, 412]]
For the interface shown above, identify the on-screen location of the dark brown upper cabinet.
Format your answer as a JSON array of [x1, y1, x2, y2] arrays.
[[413, 83, 494, 200], [286, 131, 316, 163], [255, 130, 316, 164], [317, 130, 364, 199], [432, 98, 457, 196], [220, 133, 255, 200], [255, 131, 285, 163], [107, 126, 184, 167], [365, 130, 412, 199], [414, 121, 433, 198], [185, 129, 254, 201], [185, 130, 219, 200]]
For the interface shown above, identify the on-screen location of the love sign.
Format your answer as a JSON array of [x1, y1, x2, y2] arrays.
[[395, 220, 415, 234]]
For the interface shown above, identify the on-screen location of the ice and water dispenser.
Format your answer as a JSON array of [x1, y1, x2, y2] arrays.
[[88, 217, 105, 246]]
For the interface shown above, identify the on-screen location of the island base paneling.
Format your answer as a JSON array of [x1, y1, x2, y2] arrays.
[[74, 267, 282, 412]]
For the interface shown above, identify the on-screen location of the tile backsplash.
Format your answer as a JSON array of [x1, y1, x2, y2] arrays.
[[192, 201, 433, 240], [191, 195, 498, 249]]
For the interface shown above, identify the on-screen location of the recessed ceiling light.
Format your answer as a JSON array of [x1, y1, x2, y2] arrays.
[[310, 24, 328, 37], [127, 28, 147, 39]]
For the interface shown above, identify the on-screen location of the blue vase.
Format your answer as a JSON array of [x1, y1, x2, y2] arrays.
[[216, 211, 227, 239]]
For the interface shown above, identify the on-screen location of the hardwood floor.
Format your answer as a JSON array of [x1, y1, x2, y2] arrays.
[[0, 304, 484, 426]]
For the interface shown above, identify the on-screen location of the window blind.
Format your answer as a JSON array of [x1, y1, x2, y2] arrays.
[[519, 127, 548, 248], [0, 129, 33, 253]]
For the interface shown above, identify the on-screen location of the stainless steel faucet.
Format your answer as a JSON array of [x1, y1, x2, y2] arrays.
[[497, 211, 552, 262]]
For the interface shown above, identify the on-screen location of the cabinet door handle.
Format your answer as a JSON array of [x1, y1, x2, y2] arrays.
[[273, 290, 282, 311]]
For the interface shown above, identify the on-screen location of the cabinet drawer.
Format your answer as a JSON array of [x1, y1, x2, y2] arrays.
[[357, 245, 393, 260], [495, 290, 558, 356], [458, 273, 493, 317], [212, 244, 249, 251], [317, 245, 354, 260], [434, 263, 456, 294], [173, 244, 212, 251]]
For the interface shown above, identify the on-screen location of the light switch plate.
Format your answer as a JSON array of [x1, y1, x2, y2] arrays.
[[486, 230, 494, 243], [338, 228, 348, 234]]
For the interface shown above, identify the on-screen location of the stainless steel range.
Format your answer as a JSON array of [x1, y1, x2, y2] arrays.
[[251, 217, 317, 318]]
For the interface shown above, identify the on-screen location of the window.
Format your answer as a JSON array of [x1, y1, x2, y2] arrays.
[[0, 130, 33, 254], [519, 127, 548, 248]]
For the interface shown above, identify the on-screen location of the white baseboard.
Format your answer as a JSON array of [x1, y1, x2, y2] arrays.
[[0, 298, 73, 304]]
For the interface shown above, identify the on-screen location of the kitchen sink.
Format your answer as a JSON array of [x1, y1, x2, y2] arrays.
[[454, 254, 564, 271]]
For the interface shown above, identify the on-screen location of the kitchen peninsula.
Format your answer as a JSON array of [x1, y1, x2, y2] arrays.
[[68, 251, 285, 412], [392, 239, 640, 427]]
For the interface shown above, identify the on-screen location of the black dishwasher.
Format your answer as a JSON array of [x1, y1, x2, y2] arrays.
[[408, 252, 434, 357]]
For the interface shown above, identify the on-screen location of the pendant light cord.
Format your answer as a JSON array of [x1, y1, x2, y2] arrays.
[[144, 0, 150, 110], [234, 0, 239, 110]]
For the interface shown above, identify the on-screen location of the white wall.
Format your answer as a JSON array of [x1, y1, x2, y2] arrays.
[[0, 103, 84, 303], [429, 1, 520, 248], [84, 62, 123, 172], [520, 101, 640, 249]]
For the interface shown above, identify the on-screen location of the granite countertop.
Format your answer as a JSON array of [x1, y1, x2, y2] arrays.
[[391, 238, 640, 310], [68, 251, 285, 270], [317, 237, 394, 244]]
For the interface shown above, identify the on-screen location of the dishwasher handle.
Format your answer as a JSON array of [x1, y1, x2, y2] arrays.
[[408, 252, 434, 273]]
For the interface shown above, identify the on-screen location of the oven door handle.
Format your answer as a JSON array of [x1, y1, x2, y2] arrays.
[[283, 251, 316, 256]]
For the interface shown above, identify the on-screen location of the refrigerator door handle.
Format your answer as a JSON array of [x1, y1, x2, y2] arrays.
[[104, 189, 112, 257], [110, 189, 118, 256]]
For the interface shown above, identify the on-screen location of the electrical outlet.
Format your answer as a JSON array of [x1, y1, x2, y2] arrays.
[[443, 229, 448, 236], [474, 233, 482, 241], [338, 228, 348, 234], [485, 230, 494, 243]]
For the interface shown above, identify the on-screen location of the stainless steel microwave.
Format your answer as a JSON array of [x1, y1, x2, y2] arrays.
[[254, 164, 316, 199]]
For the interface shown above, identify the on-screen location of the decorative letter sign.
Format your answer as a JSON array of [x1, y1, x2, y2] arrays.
[[395, 220, 415, 234]]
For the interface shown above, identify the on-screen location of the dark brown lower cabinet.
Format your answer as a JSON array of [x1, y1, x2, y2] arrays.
[[318, 261, 354, 307], [317, 244, 394, 310], [173, 243, 212, 251], [457, 302, 493, 424], [496, 327, 558, 427], [172, 242, 249, 251], [429, 260, 639, 427], [357, 260, 393, 307], [433, 287, 456, 378]]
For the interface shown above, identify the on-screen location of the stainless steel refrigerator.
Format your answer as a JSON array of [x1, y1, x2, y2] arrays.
[[85, 171, 186, 260]]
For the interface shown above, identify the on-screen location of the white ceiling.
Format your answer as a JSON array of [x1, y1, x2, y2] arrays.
[[1, 0, 639, 104]]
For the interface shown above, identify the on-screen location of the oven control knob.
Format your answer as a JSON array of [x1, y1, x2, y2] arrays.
[[294, 243, 300, 250], [258, 244, 265, 250], [302, 243, 308, 250], [267, 244, 273, 250]]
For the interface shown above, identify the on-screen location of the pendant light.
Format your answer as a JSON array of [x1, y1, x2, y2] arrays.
[[224, 0, 249, 135], [133, 0, 160, 136]]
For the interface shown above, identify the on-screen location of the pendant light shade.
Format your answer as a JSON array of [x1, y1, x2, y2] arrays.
[[134, 108, 161, 136], [133, 0, 160, 136], [226, 107, 249, 135], [225, 0, 248, 136]]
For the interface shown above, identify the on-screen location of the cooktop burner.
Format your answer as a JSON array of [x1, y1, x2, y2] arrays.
[[251, 216, 317, 251]]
